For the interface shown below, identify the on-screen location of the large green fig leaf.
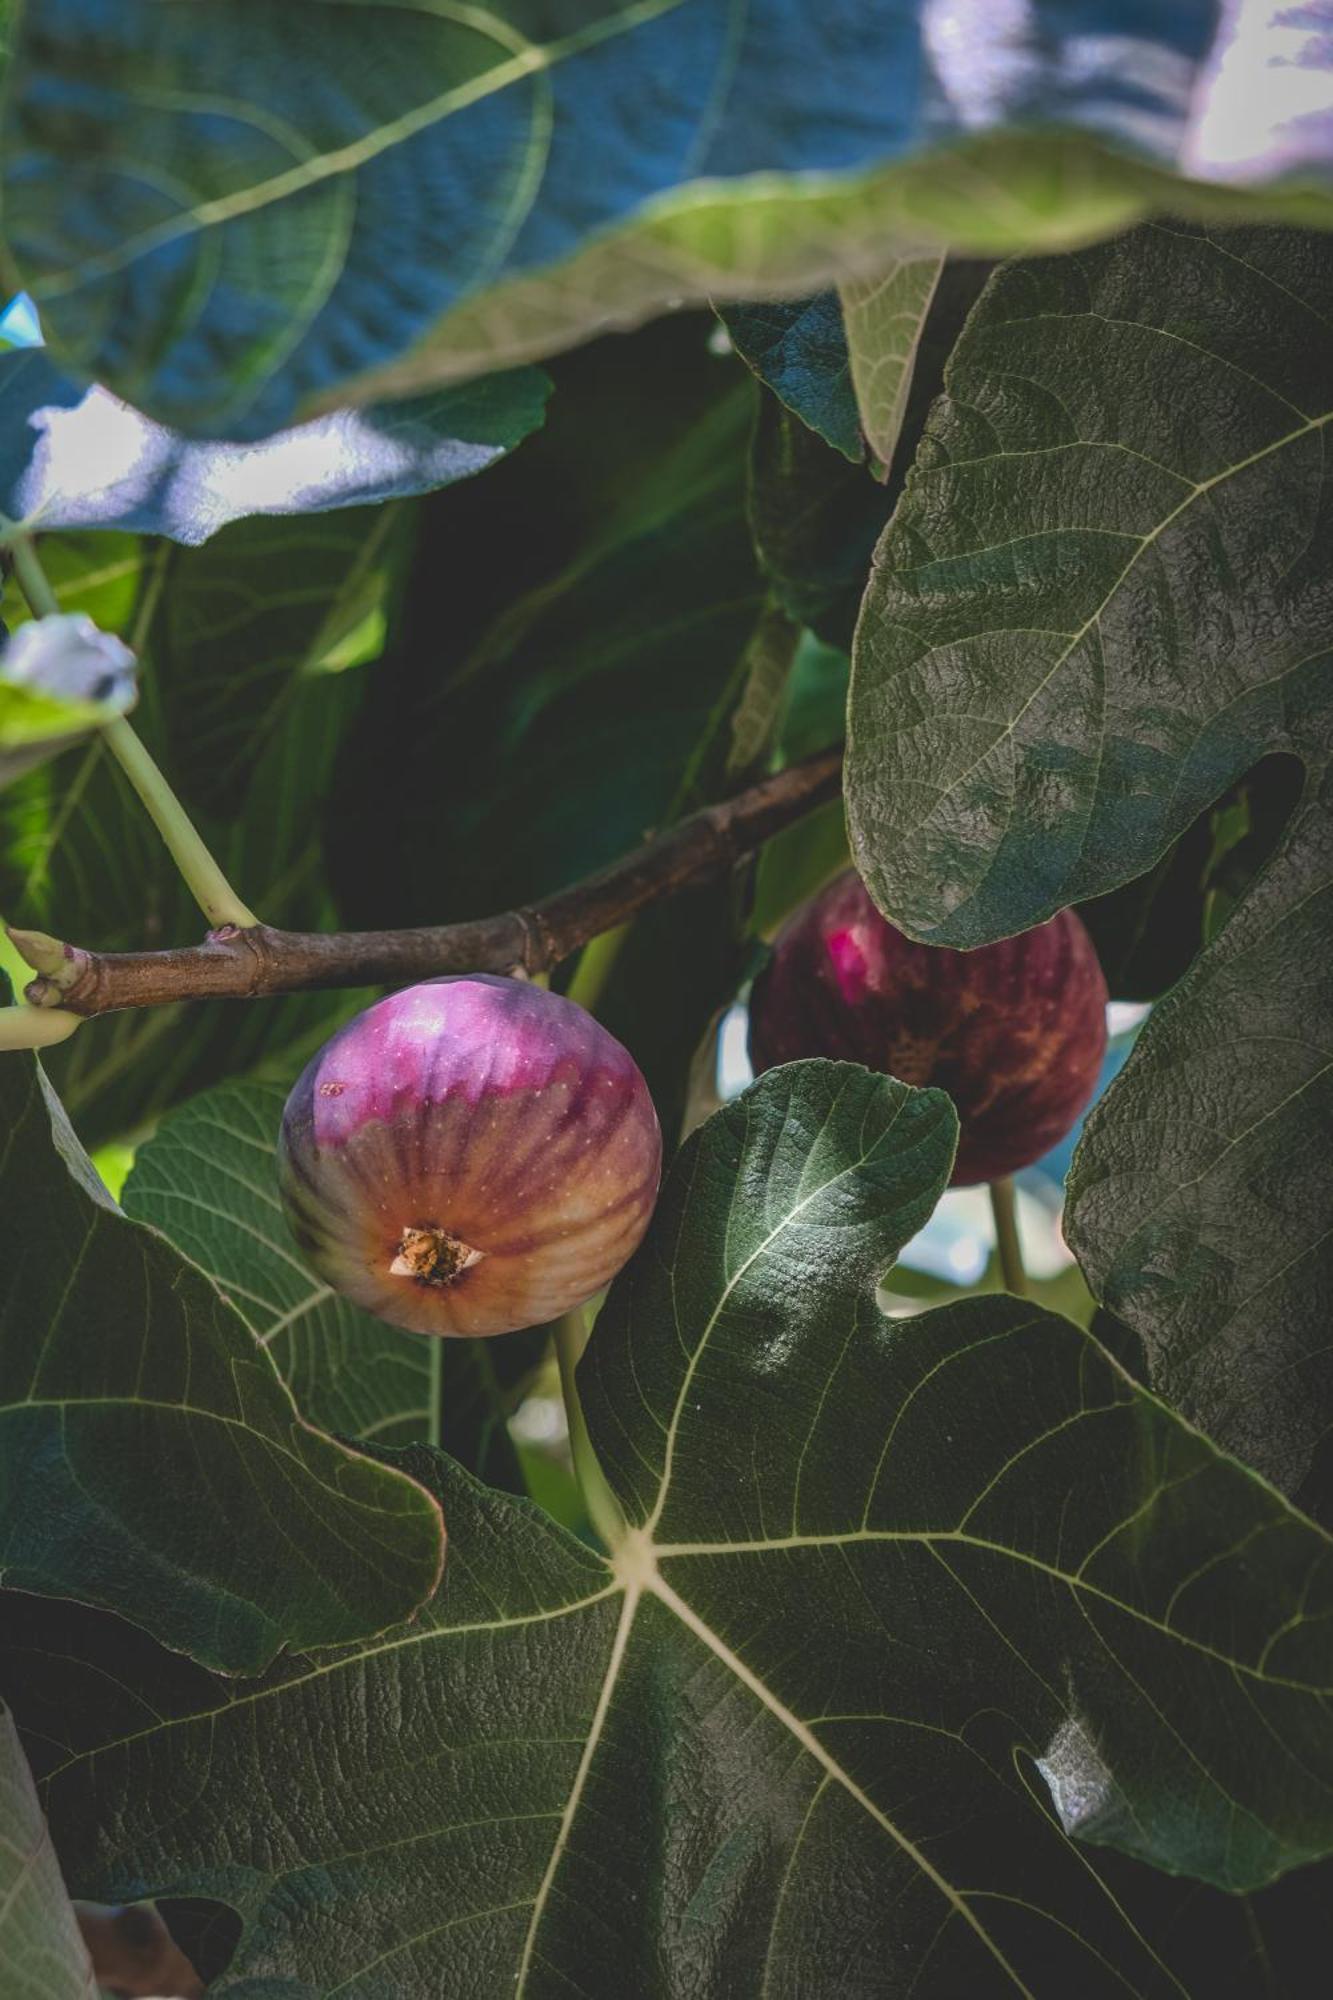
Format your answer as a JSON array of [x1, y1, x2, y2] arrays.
[[845, 221, 1333, 1525], [0, 1708, 93, 2000], [847, 223, 1333, 947], [6, 6, 1333, 438], [0, 1050, 444, 1673], [123, 1075, 545, 1485], [1067, 767, 1333, 1527], [9, 1065, 1333, 1996]]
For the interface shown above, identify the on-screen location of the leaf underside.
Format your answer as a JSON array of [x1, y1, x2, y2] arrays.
[[7, 6, 1332, 438]]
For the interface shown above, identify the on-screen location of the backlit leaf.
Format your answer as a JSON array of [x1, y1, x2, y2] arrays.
[[0, 1050, 444, 1673], [123, 1075, 545, 1483]]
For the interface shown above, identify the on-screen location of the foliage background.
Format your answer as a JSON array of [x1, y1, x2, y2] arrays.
[[1, 7, 1331, 1996]]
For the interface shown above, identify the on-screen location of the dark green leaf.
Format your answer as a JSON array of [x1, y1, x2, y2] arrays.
[[1085, 1847, 1333, 2000], [0, 1707, 93, 2000], [752, 637, 850, 938], [10, 1066, 1333, 1996], [851, 222, 1333, 1526], [771, 633, 850, 768], [1068, 765, 1333, 1527], [8, 8, 1333, 436], [123, 1075, 544, 1486], [0, 1051, 444, 1673], [847, 223, 1333, 948], [747, 394, 892, 649], [331, 320, 763, 931], [720, 295, 862, 460], [723, 605, 803, 781], [1079, 753, 1304, 999]]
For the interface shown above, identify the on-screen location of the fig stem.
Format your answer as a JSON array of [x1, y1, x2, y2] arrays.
[[554, 1307, 626, 1552], [427, 1337, 444, 1452], [990, 1176, 1027, 1296], [7, 531, 61, 618], [8, 532, 259, 933], [102, 719, 261, 931], [565, 923, 630, 1014]]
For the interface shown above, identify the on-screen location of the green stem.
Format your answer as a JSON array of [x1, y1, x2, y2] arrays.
[[990, 1177, 1027, 1296], [9, 532, 258, 931], [101, 718, 258, 929], [554, 1308, 626, 1551], [9, 533, 61, 618], [565, 923, 630, 1014], [427, 1337, 444, 1451]]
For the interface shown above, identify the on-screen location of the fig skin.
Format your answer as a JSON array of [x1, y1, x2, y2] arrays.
[[748, 872, 1108, 1186], [278, 975, 662, 1337]]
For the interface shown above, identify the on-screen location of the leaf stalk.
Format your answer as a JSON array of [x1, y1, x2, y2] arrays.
[[990, 1176, 1027, 1296], [101, 718, 259, 930], [554, 1308, 626, 1552]]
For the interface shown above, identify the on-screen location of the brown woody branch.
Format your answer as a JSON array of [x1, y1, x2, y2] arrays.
[[14, 749, 842, 1020]]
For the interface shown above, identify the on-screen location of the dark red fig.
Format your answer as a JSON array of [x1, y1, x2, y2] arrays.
[[278, 976, 662, 1337], [748, 871, 1107, 1186]]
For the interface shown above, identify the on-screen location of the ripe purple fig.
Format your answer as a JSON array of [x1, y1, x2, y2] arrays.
[[748, 871, 1107, 1186], [278, 976, 662, 1337]]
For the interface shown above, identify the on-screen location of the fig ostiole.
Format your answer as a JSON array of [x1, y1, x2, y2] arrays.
[[278, 975, 662, 1337], [748, 871, 1108, 1186]]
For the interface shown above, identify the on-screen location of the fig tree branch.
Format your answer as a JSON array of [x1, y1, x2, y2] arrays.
[[10, 747, 842, 1023]]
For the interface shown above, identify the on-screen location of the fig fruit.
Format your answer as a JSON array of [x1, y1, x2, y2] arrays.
[[279, 975, 662, 1336], [748, 871, 1107, 1185]]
